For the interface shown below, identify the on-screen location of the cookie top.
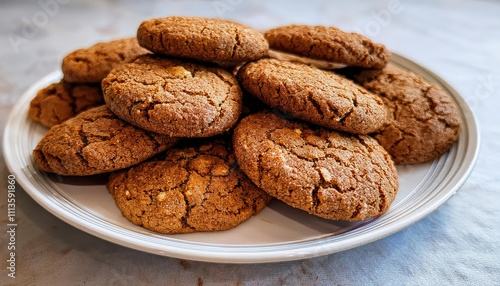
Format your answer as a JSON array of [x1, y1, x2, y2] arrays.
[[33, 105, 178, 176], [29, 80, 103, 128], [265, 25, 390, 69], [233, 112, 399, 221], [62, 38, 149, 83], [137, 16, 269, 62], [347, 65, 462, 164], [237, 58, 387, 134], [102, 54, 242, 137], [107, 137, 272, 234]]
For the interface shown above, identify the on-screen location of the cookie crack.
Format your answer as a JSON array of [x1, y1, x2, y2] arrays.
[[45, 152, 69, 174], [421, 86, 457, 129], [337, 96, 357, 124], [307, 91, 324, 117], [199, 71, 235, 134], [141, 131, 163, 152], [350, 205, 362, 219], [115, 50, 127, 62], [305, 31, 317, 55], [159, 31, 167, 51], [170, 167, 194, 230], [310, 162, 323, 211], [356, 136, 394, 212], [255, 143, 274, 187], [231, 179, 252, 212], [34, 149, 49, 170], [72, 56, 92, 65], [180, 188, 194, 230], [78, 127, 90, 148], [65, 87, 79, 116], [231, 27, 241, 60], [327, 35, 359, 63]]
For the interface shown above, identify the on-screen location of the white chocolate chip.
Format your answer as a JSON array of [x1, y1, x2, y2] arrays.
[[319, 167, 332, 182], [156, 192, 167, 201]]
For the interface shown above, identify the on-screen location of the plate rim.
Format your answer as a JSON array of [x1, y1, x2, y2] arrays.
[[2, 53, 480, 263]]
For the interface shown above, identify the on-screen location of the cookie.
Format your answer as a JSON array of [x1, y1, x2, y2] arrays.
[[62, 38, 149, 83], [107, 137, 272, 234], [28, 80, 103, 128], [233, 112, 399, 221], [344, 65, 462, 164], [102, 54, 242, 137], [237, 58, 387, 134], [137, 16, 269, 62], [265, 25, 390, 69], [33, 105, 178, 176]]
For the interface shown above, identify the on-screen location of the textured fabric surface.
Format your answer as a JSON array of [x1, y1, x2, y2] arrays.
[[0, 0, 499, 285]]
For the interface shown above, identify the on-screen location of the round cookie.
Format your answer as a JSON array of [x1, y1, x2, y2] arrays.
[[137, 16, 269, 62], [102, 54, 242, 137], [62, 38, 149, 83], [347, 64, 462, 164], [265, 25, 390, 69], [33, 105, 178, 176], [107, 137, 272, 234], [29, 80, 103, 128], [237, 58, 387, 134], [233, 112, 399, 221]]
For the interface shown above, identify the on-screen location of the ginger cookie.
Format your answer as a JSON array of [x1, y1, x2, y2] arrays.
[[107, 137, 272, 234], [102, 54, 242, 137], [33, 105, 178, 176], [265, 25, 390, 69], [137, 16, 269, 62], [62, 38, 149, 83], [237, 58, 387, 134], [344, 65, 462, 164], [233, 112, 399, 221], [29, 80, 103, 128]]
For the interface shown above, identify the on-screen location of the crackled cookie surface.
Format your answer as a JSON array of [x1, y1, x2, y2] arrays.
[[33, 105, 178, 176], [233, 112, 399, 221], [265, 25, 390, 69], [107, 137, 272, 234], [348, 65, 462, 164], [237, 59, 387, 134], [29, 80, 103, 127], [137, 16, 269, 62], [62, 38, 149, 83], [102, 54, 242, 137]]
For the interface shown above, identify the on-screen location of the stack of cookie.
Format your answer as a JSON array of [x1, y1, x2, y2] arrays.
[[29, 38, 148, 128], [30, 17, 461, 234]]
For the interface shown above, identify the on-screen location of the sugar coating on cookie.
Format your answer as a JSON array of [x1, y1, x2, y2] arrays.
[[137, 16, 269, 62], [29, 80, 103, 128], [237, 58, 387, 134], [347, 65, 462, 164], [265, 25, 390, 69], [33, 105, 178, 176], [107, 138, 272, 234], [102, 54, 242, 137], [62, 38, 149, 83], [233, 112, 399, 221]]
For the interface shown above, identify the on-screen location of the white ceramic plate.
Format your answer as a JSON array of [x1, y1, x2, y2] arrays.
[[3, 54, 479, 263]]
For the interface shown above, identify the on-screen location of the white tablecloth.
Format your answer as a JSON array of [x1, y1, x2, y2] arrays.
[[0, 1, 498, 285]]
